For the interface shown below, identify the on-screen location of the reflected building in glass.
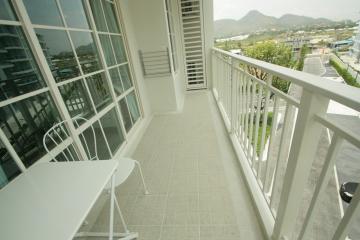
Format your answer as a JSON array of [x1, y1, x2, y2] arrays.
[[0, 0, 142, 189], [0, 25, 45, 100]]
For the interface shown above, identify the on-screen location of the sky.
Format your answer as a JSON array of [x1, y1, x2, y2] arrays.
[[214, 0, 360, 21]]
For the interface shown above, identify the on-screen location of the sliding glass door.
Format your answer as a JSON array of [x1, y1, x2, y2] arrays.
[[0, 0, 142, 188]]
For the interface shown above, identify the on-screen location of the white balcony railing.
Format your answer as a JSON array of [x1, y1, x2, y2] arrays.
[[211, 47, 360, 240]]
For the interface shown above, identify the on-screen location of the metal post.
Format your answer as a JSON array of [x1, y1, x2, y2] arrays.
[[230, 57, 235, 133], [109, 173, 116, 240]]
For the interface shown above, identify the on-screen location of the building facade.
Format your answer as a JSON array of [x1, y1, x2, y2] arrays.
[[351, 23, 360, 62]]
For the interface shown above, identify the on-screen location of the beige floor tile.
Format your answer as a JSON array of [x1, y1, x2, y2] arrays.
[[164, 194, 199, 225], [169, 172, 198, 194], [127, 195, 167, 225], [199, 173, 227, 193], [173, 156, 198, 173], [200, 225, 241, 240], [89, 92, 264, 240], [128, 225, 161, 240], [161, 226, 200, 240]]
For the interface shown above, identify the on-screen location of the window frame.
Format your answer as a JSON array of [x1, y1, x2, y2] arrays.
[[0, 0, 143, 188]]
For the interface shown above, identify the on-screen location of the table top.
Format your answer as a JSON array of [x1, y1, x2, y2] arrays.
[[0, 160, 118, 240]]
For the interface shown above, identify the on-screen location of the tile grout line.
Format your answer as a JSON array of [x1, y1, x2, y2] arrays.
[[158, 116, 177, 240], [123, 116, 168, 234], [197, 148, 201, 240]]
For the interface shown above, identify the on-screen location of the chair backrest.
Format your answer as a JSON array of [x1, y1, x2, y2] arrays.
[[43, 117, 98, 162]]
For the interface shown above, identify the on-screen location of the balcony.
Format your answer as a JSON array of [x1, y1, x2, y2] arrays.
[[0, 0, 359, 239], [82, 48, 360, 240], [86, 91, 265, 239]]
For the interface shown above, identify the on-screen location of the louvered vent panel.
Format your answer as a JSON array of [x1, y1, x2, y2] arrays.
[[180, 0, 206, 89]]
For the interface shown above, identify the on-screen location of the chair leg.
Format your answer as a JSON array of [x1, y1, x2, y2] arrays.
[[114, 196, 130, 234], [135, 160, 149, 194]]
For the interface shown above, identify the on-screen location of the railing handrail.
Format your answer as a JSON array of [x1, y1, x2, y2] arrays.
[[212, 47, 360, 112]]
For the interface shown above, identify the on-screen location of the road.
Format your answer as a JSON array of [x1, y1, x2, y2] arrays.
[[303, 57, 326, 76], [303, 56, 360, 239]]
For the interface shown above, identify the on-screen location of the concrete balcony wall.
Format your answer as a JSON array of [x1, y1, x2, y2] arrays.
[[117, 1, 152, 119], [168, 0, 186, 111], [120, 0, 185, 114], [202, 0, 214, 89]]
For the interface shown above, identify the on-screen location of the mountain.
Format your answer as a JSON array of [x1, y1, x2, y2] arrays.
[[214, 10, 337, 38], [277, 14, 333, 27]]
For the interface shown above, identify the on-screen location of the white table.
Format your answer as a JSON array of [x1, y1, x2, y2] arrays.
[[0, 160, 138, 240]]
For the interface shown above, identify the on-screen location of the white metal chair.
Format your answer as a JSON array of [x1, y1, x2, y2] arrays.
[[42, 116, 149, 239]]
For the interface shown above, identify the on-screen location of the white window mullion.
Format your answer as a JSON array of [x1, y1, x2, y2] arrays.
[[54, 0, 114, 158], [84, 0, 129, 143], [0, 87, 49, 108], [0, 19, 21, 26], [12, 0, 89, 161]]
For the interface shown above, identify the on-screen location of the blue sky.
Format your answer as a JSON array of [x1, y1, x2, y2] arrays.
[[214, 0, 360, 21]]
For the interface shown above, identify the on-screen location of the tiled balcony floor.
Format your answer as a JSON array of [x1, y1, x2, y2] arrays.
[[89, 91, 265, 240]]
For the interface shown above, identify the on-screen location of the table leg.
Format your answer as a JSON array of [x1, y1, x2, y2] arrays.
[[114, 196, 130, 234], [109, 173, 116, 240]]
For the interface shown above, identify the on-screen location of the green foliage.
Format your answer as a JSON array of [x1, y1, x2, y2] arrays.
[[329, 59, 360, 88], [296, 44, 310, 71], [244, 41, 293, 93], [245, 41, 293, 67], [252, 112, 273, 155], [215, 40, 241, 51]]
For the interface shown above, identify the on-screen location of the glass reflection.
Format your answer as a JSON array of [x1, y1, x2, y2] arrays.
[[111, 35, 126, 64], [89, 0, 107, 32], [80, 121, 110, 160], [53, 145, 80, 162], [119, 64, 132, 90], [119, 98, 132, 132], [0, 141, 21, 189], [0, 92, 62, 167], [59, 0, 89, 29], [0, 0, 17, 21], [35, 29, 80, 82], [58, 80, 95, 120], [126, 91, 140, 123], [86, 72, 111, 112], [0, 25, 46, 101], [109, 68, 123, 96], [100, 108, 124, 154], [103, 1, 120, 33], [23, 0, 63, 26], [70, 31, 102, 74], [99, 34, 116, 66]]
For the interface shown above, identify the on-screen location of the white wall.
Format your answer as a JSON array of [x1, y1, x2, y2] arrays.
[[170, 0, 186, 111], [117, 1, 151, 118], [202, 0, 214, 89], [121, 0, 185, 114]]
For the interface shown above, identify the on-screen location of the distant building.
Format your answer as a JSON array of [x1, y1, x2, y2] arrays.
[[351, 23, 360, 62], [330, 39, 353, 50], [283, 37, 310, 52]]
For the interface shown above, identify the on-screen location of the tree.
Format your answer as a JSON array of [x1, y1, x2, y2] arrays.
[[244, 41, 293, 93], [296, 44, 310, 71]]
